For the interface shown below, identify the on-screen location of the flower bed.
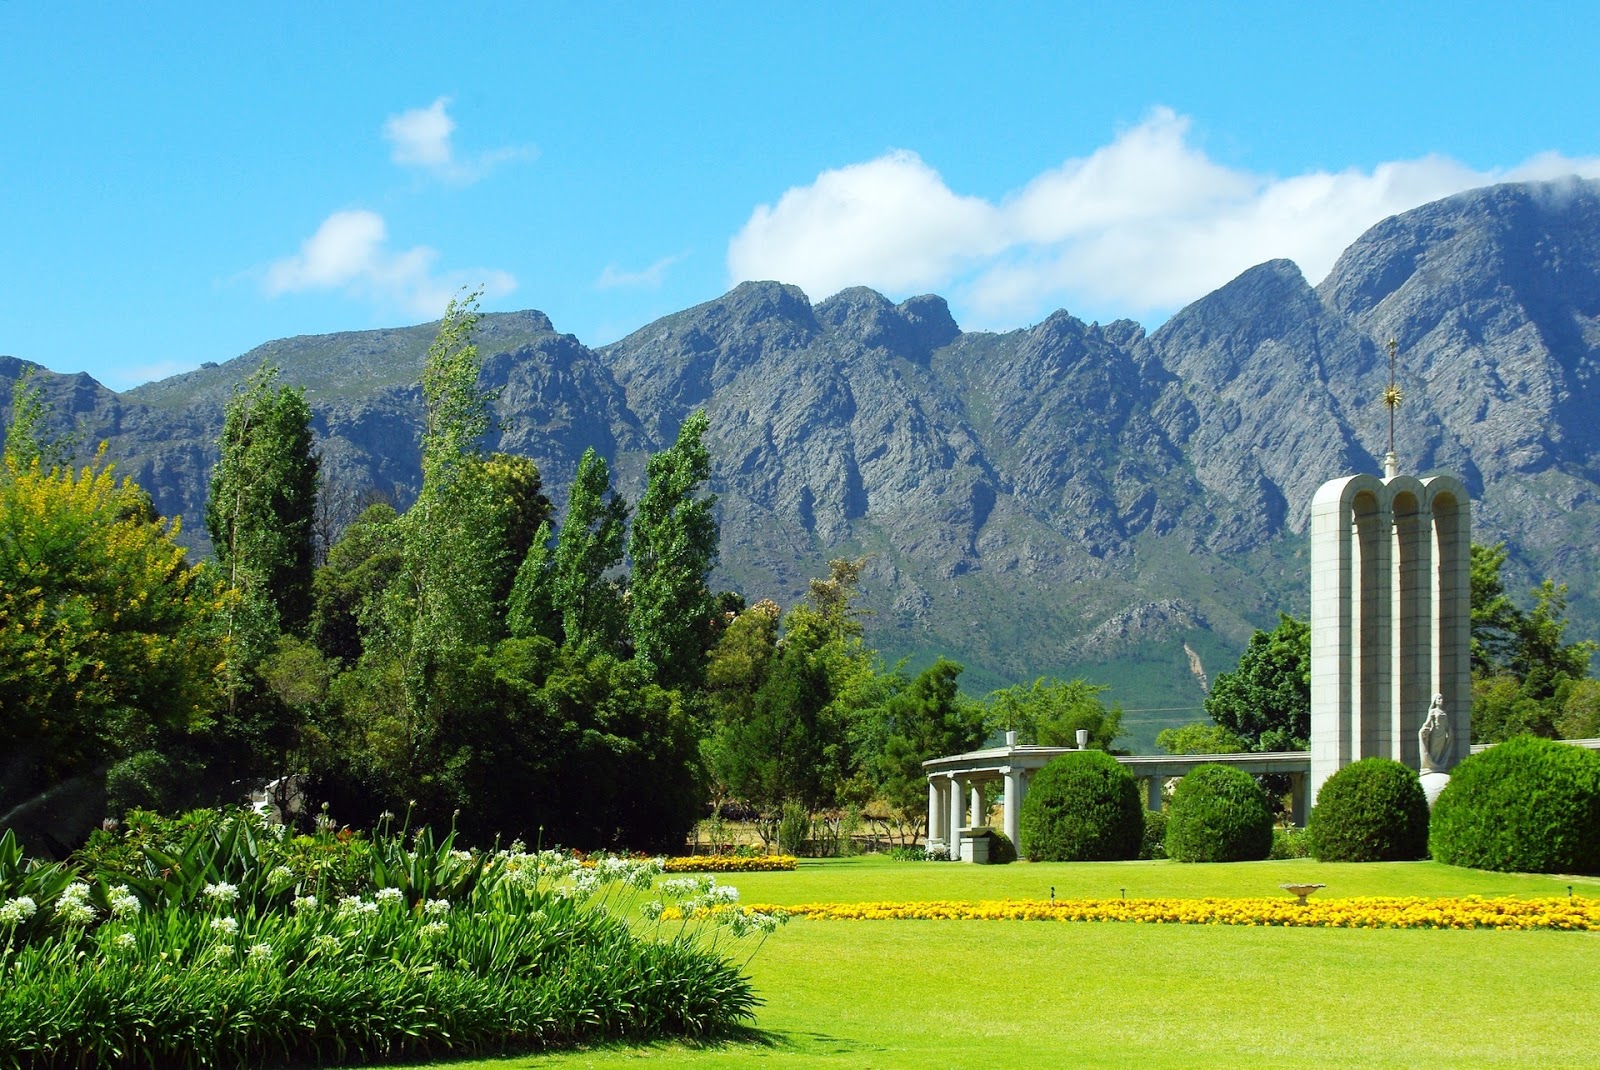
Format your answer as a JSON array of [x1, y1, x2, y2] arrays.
[[662, 855, 798, 873], [0, 816, 768, 1069], [740, 895, 1600, 931]]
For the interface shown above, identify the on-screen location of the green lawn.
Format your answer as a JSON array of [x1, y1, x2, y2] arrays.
[[432, 857, 1600, 1070]]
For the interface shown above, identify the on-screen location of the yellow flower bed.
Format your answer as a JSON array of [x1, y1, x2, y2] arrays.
[[662, 855, 798, 873], [739, 895, 1600, 931]]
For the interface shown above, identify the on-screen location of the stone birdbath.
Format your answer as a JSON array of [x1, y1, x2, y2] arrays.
[[1281, 883, 1326, 906]]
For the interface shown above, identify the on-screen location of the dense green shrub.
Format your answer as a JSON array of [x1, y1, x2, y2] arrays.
[[777, 802, 810, 857], [1308, 758, 1430, 862], [1269, 824, 1312, 860], [1140, 809, 1168, 860], [1164, 765, 1274, 862], [1017, 751, 1142, 862], [985, 829, 1017, 864], [887, 845, 927, 861], [1429, 735, 1600, 874]]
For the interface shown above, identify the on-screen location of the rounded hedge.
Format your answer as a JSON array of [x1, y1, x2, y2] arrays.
[[1164, 764, 1274, 862], [1308, 757, 1430, 862], [1429, 735, 1600, 874], [1018, 750, 1143, 861]]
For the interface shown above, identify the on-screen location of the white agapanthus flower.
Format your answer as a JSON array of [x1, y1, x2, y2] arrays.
[[292, 895, 319, 914], [336, 895, 378, 918], [55, 884, 96, 925], [113, 931, 138, 951], [423, 898, 451, 916], [374, 887, 404, 904], [202, 882, 239, 904], [0, 896, 38, 925], [209, 916, 240, 937], [267, 866, 295, 886], [247, 942, 272, 963], [108, 886, 141, 919]]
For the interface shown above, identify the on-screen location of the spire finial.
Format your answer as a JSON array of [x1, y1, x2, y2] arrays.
[[1382, 337, 1402, 478]]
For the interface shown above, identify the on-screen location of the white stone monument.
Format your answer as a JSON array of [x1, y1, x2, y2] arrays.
[[1308, 347, 1471, 800], [1309, 339, 1471, 801], [1308, 471, 1471, 799]]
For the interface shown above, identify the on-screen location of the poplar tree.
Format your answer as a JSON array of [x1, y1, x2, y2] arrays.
[[551, 448, 628, 653], [205, 363, 319, 637], [401, 289, 503, 657], [627, 410, 718, 689]]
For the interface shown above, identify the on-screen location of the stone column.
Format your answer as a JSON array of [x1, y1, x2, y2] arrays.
[[1145, 775, 1163, 813], [1002, 767, 1022, 850], [926, 779, 941, 850], [970, 783, 984, 828], [948, 775, 964, 857], [1390, 481, 1432, 768], [1354, 489, 1393, 760], [1427, 478, 1471, 769], [1311, 477, 1371, 799], [1289, 772, 1308, 827]]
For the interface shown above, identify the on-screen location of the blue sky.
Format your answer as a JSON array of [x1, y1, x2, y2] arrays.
[[3, 2, 1597, 390]]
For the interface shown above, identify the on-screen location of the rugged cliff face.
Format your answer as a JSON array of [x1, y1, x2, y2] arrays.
[[5, 178, 1599, 746]]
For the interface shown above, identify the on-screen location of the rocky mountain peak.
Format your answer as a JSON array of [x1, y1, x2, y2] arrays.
[[814, 287, 960, 362]]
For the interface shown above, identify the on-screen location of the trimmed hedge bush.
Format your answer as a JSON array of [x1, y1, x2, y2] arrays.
[[1164, 764, 1274, 862], [1429, 735, 1600, 874], [1308, 757, 1430, 862], [1017, 751, 1143, 861]]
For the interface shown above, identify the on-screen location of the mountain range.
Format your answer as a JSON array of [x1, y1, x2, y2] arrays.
[[6, 177, 1600, 749]]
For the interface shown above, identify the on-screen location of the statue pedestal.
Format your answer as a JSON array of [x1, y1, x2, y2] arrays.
[[1419, 770, 1451, 807]]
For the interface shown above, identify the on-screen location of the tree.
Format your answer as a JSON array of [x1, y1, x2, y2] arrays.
[[551, 448, 628, 653], [1470, 542, 1522, 675], [701, 563, 886, 819], [395, 289, 507, 664], [506, 520, 559, 642], [986, 676, 1123, 750], [472, 452, 552, 613], [310, 502, 405, 664], [1468, 543, 1596, 742], [1156, 722, 1247, 755], [0, 448, 226, 817], [205, 363, 319, 638], [627, 411, 719, 690], [1204, 613, 1310, 752], [2, 367, 79, 472], [869, 658, 988, 841]]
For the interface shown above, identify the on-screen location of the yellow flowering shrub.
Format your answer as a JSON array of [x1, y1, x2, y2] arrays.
[[739, 895, 1600, 931]]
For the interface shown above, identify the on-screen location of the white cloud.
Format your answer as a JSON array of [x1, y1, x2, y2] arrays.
[[727, 108, 1600, 325], [264, 209, 515, 317], [595, 252, 687, 290], [382, 97, 530, 184], [385, 97, 455, 168]]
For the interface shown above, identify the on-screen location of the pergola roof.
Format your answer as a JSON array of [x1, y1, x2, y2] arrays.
[[923, 745, 1311, 782]]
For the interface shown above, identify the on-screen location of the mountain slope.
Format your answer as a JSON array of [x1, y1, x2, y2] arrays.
[[5, 178, 1600, 748]]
